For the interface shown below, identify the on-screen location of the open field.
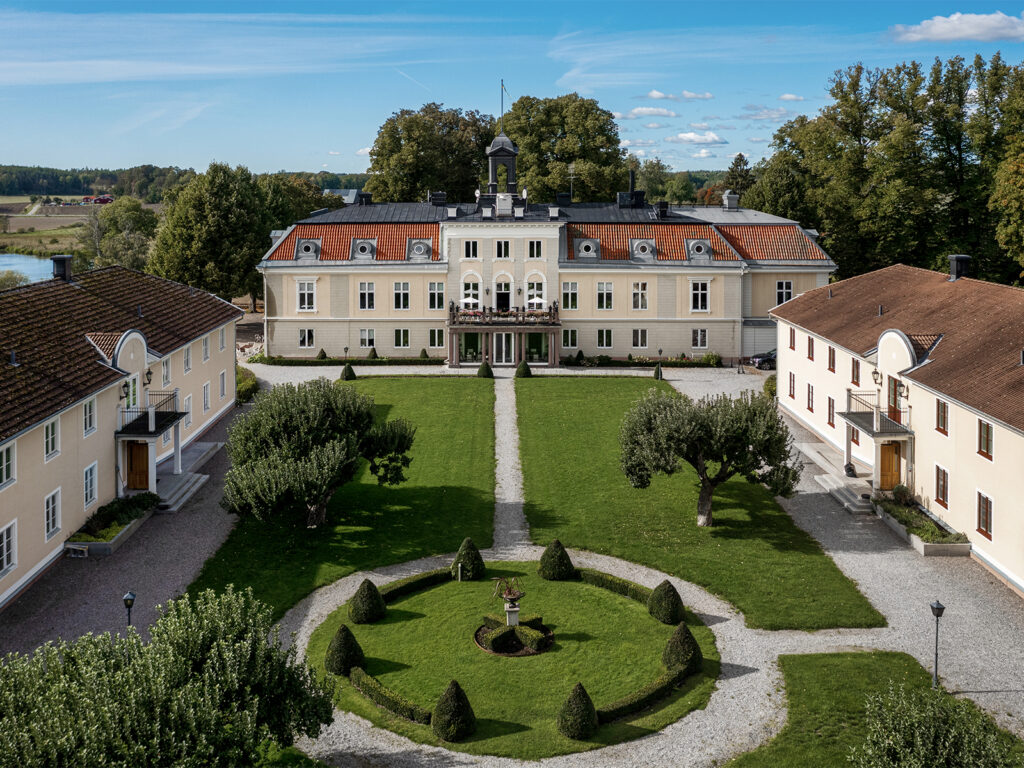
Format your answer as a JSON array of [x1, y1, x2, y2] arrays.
[[0, 196, 31, 215], [6, 214, 88, 231], [189, 377, 496, 619], [0, 223, 87, 257], [516, 377, 885, 631]]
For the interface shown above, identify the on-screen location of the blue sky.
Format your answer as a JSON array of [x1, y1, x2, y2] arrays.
[[2, 1, 1024, 173]]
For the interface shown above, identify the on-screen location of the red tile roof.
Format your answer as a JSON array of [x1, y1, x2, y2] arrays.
[[85, 332, 121, 359], [567, 223, 737, 261], [772, 264, 1024, 432], [266, 223, 441, 261], [715, 224, 828, 261]]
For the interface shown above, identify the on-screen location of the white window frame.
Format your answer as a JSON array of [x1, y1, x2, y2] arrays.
[[562, 328, 578, 348], [393, 281, 410, 310], [0, 520, 15, 577], [298, 328, 314, 349], [297, 280, 316, 312], [219, 327, 226, 351], [0, 443, 14, 490], [691, 328, 708, 349], [428, 282, 444, 310], [632, 281, 648, 310], [202, 335, 210, 362], [44, 417, 60, 461], [183, 345, 192, 374], [83, 397, 96, 438], [394, 328, 410, 348], [184, 395, 193, 428], [462, 281, 480, 305], [632, 329, 648, 349], [527, 280, 544, 304], [359, 281, 375, 310], [528, 240, 542, 259], [202, 382, 210, 413], [496, 240, 510, 259], [359, 329, 375, 348], [597, 282, 613, 310], [597, 329, 612, 349], [464, 240, 478, 259], [428, 329, 445, 348], [219, 370, 227, 399], [162, 357, 171, 387], [562, 281, 578, 310], [776, 280, 793, 306], [690, 280, 709, 312], [45, 488, 61, 541], [83, 462, 97, 509]]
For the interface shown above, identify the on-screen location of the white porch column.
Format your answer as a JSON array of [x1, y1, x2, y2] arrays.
[[147, 440, 157, 494], [173, 422, 182, 475], [116, 441, 125, 498], [872, 441, 883, 489], [844, 425, 853, 466]]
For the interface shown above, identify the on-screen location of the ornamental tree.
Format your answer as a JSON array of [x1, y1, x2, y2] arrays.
[[620, 390, 800, 527]]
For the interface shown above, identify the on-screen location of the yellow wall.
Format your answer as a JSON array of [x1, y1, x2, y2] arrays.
[[750, 272, 821, 316]]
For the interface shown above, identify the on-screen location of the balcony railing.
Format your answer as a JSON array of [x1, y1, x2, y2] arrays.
[[447, 301, 560, 326], [840, 391, 911, 436], [117, 390, 185, 436]]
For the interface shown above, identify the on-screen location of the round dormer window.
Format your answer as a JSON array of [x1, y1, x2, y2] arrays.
[[412, 242, 427, 256], [357, 243, 370, 255], [636, 243, 650, 255], [692, 243, 706, 256], [301, 243, 313, 254], [581, 242, 594, 255]]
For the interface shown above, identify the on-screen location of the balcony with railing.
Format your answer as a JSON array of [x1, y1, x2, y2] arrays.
[[116, 391, 186, 437], [838, 391, 912, 438], [447, 301, 560, 327]]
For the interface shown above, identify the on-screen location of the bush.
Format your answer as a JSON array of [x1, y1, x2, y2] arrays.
[[432, 680, 476, 742], [578, 568, 652, 603], [849, 683, 1017, 768], [315, 348, 328, 360], [515, 360, 532, 378], [763, 374, 777, 399], [348, 579, 386, 624], [700, 351, 722, 367], [324, 623, 364, 676], [483, 613, 544, 631], [379, 568, 451, 603], [653, 362, 663, 380], [597, 668, 685, 723], [350, 667, 431, 724], [663, 621, 703, 674], [538, 539, 577, 580], [481, 624, 519, 653], [419, 348, 429, 359], [556, 683, 599, 740], [892, 484, 913, 506], [449, 537, 486, 580], [236, 364, 259, 403], [648, 580, 685, 625], [874, 499, 969, 544], [477, 361, 493, 378], [366, 346, 378, 360], [76, 492, 160, 538], [514, 624, 547, 652], [576, 349, 585, 364], [339, 363, 356, 381]]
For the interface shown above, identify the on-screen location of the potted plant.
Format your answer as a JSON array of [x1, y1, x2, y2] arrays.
[[491, 576, 526, 626]]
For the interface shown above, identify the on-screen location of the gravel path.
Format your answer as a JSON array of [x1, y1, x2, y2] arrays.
[[491, 378, 531, 554]]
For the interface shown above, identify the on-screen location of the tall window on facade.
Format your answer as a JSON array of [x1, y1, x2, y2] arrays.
[[84, 462, 97, 508], [0, 444, 13, 488], [299, 329, 314, 349], [935, 466, 948, 508], [936, 400, 948, 435], [464, 241, 478, 259], [807, 383, 814, 412], [528, 240, 542, 259], [562, 282, 578, 309], [977, 492, 993, 538], [463, 281, 480, 305], [203, 382, 210, 413], [83, 398, 96, 437], [978, 419, 993, 459], [202, 335, 210, 362], [692, 328, 708, 349], [827, 396, 835, 427], [807, 337, 814, 360], [632, 281, 648, 310], [690, 281, 709, 311], [527, 281, 544, 305], [394, 281, 410, 310], [632, 329, 648, 348], [851, 358, 860, 386], [776, 280, 793, 305], [44, 489, 60, 540], [184, 395, 192, 428], [496, 241, 510, 259], [394, 329, 410, 348], [0, 521, 14, 576], [162, 358, 171, 387], [597, 282, 613, 310], [44, 419, 59, 460], [219, 327, 226, 351], [562, 329, 578, 348], [359, 281, 375, 310], [220, 370, 226, 399], [788, 372, 795, 399], [297, 281, 315, 311], [827, 346, 836, 372], [428, 282, 444, 309], [789, 327, 796, 350], [429, 329, 445, 348], [360, 329, 375, 348], [184, 346, 192, 374], [597, 329, 612, 348]]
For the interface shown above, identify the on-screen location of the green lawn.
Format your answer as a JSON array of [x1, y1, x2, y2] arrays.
[[727, 652, 1024, 767], [307, 562, 719, 759], [190, 377, 495, 619], [516, 377, 884, 630]]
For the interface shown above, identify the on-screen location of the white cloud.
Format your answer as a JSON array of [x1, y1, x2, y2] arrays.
[[688, 122, 710, 130], [615, 106, 677, 120], [356, 147, 371, 156], [322, 163, 329, 168], [664, 130, 727, 145], [646, 88, 680, 101], [778, 93, 804, 101], [738, 104, 793, 122], [681, 90, 713, 100], [749, 137, 768, 143], [620, 139, 656, 147], [703, 114, 721, 120], [892, 11, 1024, 42], [328, 150, 340, 155], [643, 122, 665, 129], [691, 149, 716, 158], [631, 149, 647, 157]]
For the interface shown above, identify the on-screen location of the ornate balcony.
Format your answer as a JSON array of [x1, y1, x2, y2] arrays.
[[838, 391, 912, 438], [447, 301, 560, 327], [116, 391, 186, 437]]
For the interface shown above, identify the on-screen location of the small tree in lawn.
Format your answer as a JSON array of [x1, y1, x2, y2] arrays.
[[620, 390, 800, 527]]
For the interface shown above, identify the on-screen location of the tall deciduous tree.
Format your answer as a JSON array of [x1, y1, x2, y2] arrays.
[[663, 173, 696, 203], [78, 196, 159, 270], [991, 135, 1024, 277], [259, 174, 344, 231], [620, 390, 800, 527]]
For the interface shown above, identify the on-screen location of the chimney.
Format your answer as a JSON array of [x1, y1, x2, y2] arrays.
[[617, 191, 632, 208], [721, 189, 739, 211], [878, 304, 884, 316], [9, 350, 19, 368], [628, 170, 636, 193], [948, 254, 970, 281], [556, 192, 572, 206], [632, 190, 646, 208], [51, 254, 73, 281], [137, 304, 144, 318], [356, 192, 373, 206], [656, 201, 668, 219]]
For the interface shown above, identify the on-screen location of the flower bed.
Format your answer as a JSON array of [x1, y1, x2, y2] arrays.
[[872, 499, 971, 557], [67, 492, 161, 555], [251, 354, 445, 367]]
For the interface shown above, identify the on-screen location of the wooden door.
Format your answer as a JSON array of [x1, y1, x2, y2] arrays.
[[127, 442, 149, 490], [880, 443, 901, 490]]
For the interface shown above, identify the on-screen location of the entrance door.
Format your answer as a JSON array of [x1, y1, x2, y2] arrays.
[[887, 376, 901, 424], [880, 443, 901, 490], [127, 442, 149, 490], [495, 282, 511, 311], [460, 333, 481, 363], [493, 333, 514, 365], [526, 333, 547, 363]]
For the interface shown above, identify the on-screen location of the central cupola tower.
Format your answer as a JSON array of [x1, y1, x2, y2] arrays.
[[486, 131, 518, 194]]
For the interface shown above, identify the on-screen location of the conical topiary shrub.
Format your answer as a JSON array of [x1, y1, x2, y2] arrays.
[[366, 346, 378, 360], [316, 348, 328, 360], [477, 361, 493, 378], [538, 539, 576, 580], [348, 579, 386, 624], [663, 621, 703, 674], [419, 348, 429, 359], [432, 680, 476, 741], [339, 363, 356, 381], [648, 580, 685, 625], [515, 360, 532, 378], [653, 362, 663, 380], [324, 623, 364, 676], [450, 537, 486, 581], [556, 682, 598, 740], [575, 349, 585, 364]]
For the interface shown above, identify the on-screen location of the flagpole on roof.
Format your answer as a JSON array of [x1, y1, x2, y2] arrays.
[[500, 79, 504, 133]]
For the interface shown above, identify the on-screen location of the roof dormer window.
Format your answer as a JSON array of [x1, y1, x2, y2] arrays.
[[295, 239, 321, 259], [577, 239, 600, 259], [630, 239, 655, 261], [350, 239, 376, 260], [406, 238, 432, 261], [686, 239, 712, 260]]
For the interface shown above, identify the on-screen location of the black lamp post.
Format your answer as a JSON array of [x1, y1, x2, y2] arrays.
[[930, 600, 945, 688], [123, 591, 136, 627]]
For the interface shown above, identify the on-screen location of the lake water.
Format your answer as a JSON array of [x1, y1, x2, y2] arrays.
[[0, 253, 56, 282]]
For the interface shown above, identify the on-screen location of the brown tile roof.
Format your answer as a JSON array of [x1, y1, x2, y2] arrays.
[[85, 332, 121, 359], [0, 267, 242, 444], [772, 264, 1024, 432], [567, 223, 737, 261], [715, 224, 829, 261], [265, 223, 441, 261]]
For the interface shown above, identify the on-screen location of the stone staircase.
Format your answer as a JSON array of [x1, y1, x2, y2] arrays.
[[154, 441, 222, 513], [797, 441, 875, 515], [157, 473, 209, 513]]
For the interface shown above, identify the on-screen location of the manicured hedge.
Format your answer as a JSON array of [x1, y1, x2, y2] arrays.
[[481, 625, 519, 653], [378, 568, 451, 604], [538, 539, 577, 580], [557, 683, 599, 740], [349, 667, 431, 724], [348, 579, 386, 623], [648, 580, 685, 625], [432, 680, 476, 742], [577, 568, 652, 603], [596, 667, 686, 724], [482, 613, 544, 631], [514, 624, 547, 652], [255, 355, 445, 367], [236, 364, 259, 403], [324, 623, 364, 676], [450, 537, 486, 580], [561, 356, 723, 369]]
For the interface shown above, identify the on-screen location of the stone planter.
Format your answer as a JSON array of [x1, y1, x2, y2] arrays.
[[872, 503, 972, 557], [504, 603, 520, 626], [64, 508, 155, 557]]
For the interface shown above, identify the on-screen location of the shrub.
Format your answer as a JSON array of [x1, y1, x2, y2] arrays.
[[419, 348, 429, 359], [849, 683, 1017, 768], [577, 568, 652, 603], [597, 668, 685, 723], [663, 621, 703, 674], [875, 499, 969, 544], [538, 539, 576, 580], [315, 348, 328, 360], [556, 683, 598, 740], [348, 579, 386, 624], [477, 361, 493, 378], [324, 623, 364, 676], [648, 580, 685, 625], [366, 346, 378, 360], [450, 537, 486, 580], [515, 360, 532, 378], [576, 349, 585, 364], [627, 353, 633, 362], [653, 362, 663, 380], [483, 613, 544, 631], [892, 484, 913, 506], [514, 624, 547, 652], [339, 363, 356, 381], [763, 374, 777, 398], [236, 364, 259, 403], [78, 492, 160, 537], [432, 680, 476, 742], [379, 568, 450, 603], [350, 667, 431, 724], [700, 351, 722, 367], [481, 624, 519, 653]]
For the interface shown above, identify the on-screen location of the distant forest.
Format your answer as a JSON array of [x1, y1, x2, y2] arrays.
[[0, 165, 371, 202]]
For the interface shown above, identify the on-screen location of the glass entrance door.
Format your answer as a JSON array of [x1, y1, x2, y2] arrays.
[[494, 333, 514, 364], [495, 282, 511, 311]]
